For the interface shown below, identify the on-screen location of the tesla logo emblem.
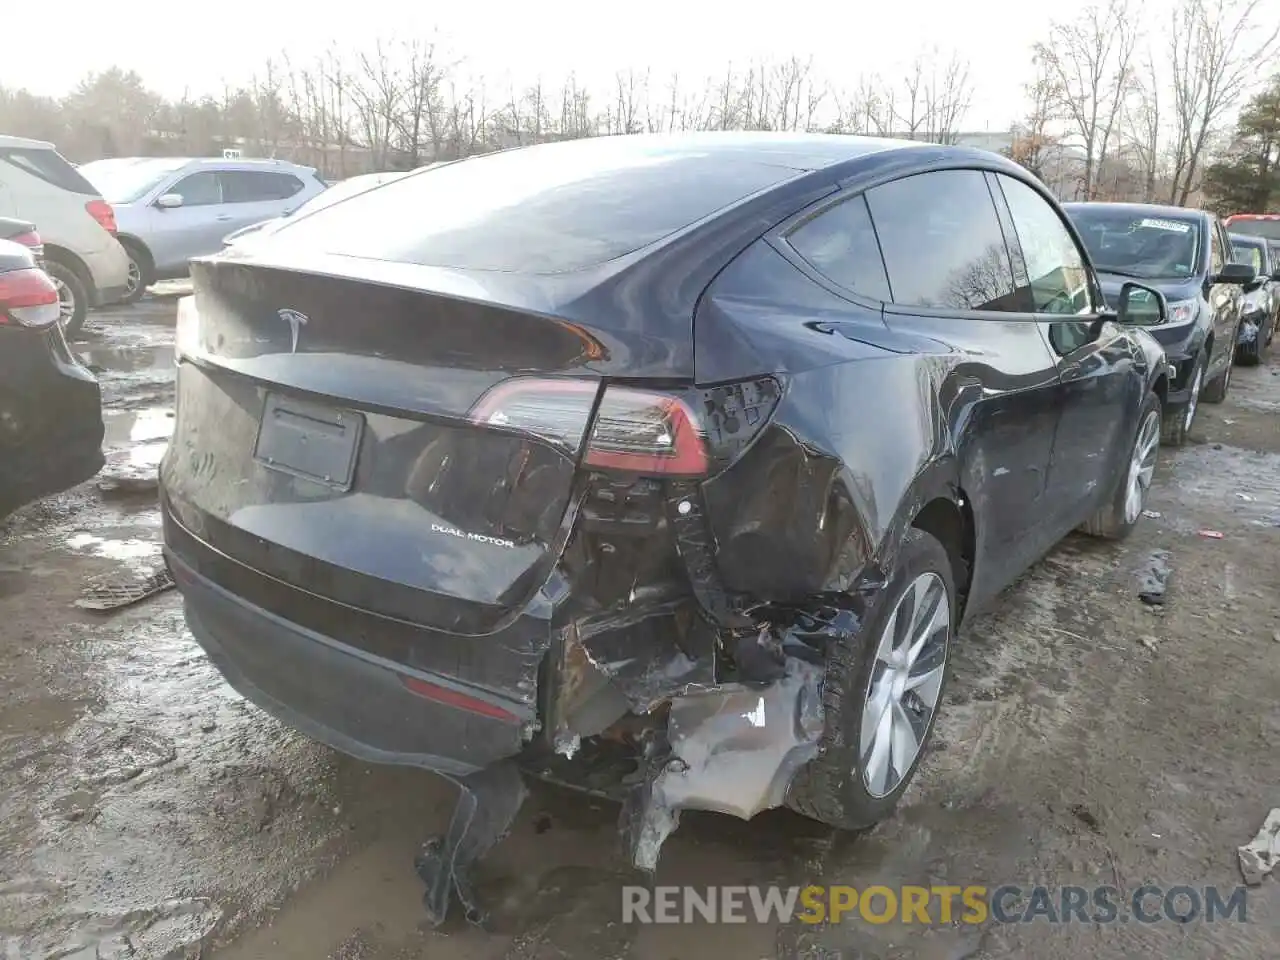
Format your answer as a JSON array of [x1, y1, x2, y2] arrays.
[[277, 309, 308, 353]]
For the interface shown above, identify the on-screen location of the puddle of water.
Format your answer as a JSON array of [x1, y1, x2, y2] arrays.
[[76, 344, 173, 377], [2, 602, 345, 959], [102, 407, 174, 448], [64, 533, 161, 563]]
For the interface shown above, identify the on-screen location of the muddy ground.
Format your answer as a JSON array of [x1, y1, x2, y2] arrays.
[[1, 294, 1277, 959]]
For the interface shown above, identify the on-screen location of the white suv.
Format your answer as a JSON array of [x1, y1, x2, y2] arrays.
[[0, 135, 131, 336]]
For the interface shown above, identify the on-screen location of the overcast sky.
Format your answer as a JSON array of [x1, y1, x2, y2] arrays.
[[3, 0, 1270, 130]]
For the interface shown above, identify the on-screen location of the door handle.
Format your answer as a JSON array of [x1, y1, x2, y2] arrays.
[[215, 215, 232, 222]]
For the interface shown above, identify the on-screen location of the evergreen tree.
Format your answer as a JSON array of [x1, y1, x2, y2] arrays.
[[1204, 76, 1280, 215]]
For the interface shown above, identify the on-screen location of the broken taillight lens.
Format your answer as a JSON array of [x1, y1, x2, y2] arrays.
[[469, 378, 709, 477]]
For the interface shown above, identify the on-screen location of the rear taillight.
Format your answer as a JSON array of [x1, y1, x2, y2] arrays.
[[8, 229, 42, 249], [86, 199, 117, 234], [0, 267, 61, 329], [469, 378, 709, 476]]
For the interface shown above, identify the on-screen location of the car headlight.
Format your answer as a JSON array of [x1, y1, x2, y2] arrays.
[[1166, 299, 1197, 325]]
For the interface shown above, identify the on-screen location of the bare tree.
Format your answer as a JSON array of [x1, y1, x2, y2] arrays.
[[1006, 60, 1061, 184], [612, 69, 646, 135], [1126, 51, 1165, 201], [353, 41, 406, 168], [895, 57, 930, 139], [767, 56, 824, 131], [1035, 0, 1138, 199], [924, 52, 974, 144], [1167, 0, 1280, 205], [249, 59, 291, 156], [441, 80, 489, 158], [397, 39, 448, 165]]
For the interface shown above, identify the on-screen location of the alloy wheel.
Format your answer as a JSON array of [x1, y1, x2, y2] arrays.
[[124, 257, 142, 298], [50, 275, 77, 328], [1124, 410, 1161, 525], [860, 572, 950, 799]]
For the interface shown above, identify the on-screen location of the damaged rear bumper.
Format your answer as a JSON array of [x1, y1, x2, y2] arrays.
[[168, 549, 535, 778], [164, 482, 846, 876]]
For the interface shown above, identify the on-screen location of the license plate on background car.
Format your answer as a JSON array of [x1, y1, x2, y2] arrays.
[[253, 392, 364, 490]]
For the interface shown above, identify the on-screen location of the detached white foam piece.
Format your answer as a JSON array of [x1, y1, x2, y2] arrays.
[[1238, 808, 1280, 886]]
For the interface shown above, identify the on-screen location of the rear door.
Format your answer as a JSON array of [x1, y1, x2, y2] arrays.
[[991, 172, 1140, 527], [867, 168, 1062, 599], [150, 170, 226, 271], [1206, 218, 1242, 376], [218, 170, 308, 242]]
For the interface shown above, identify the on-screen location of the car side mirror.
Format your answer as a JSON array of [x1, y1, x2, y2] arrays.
[[1117, 282, 1169, 325], [1213, 262, 1256, 285], [156, 193, 184, 210]]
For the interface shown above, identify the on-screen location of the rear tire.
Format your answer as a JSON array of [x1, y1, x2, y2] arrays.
[[1235, 320, 1264, 366], [1080, 390, 1161, 540], [786, 528, 954, 830], [118, 240, 152, 305], [1202, 351, 1233, 403], [43, 258, 88, 340], [1161, 353, 1202, 447]]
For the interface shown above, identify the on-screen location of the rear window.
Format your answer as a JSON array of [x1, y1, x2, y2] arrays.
[[80, 157, 191, 203], [0, 147, 100, 196], [1226, 217, 1280, 243], [1231, 238, 1266, 274], [272, 143, 796, 273]]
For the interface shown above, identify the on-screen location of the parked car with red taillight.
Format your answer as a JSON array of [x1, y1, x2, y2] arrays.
[[0, 216, 44, 261], [0, 135, 132, 337], [0, 238, 104, 520]]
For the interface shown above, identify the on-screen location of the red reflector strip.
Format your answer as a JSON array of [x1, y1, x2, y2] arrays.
[[400, 675, 519, 722]]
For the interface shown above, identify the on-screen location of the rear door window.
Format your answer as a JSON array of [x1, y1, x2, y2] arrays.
[[996, 174, 1092, 315], [221, 171, 305, 203], [786, 195, 891, 301], [865, 170, 1020, 312], [0, 147, 100, 196], [274, 144, 797, 274]]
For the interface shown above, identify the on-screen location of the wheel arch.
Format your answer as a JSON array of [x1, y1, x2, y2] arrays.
[[41, 243, 96, 298], [910, 492, 975, 623], [876, 453, 976, 624], [1151, 369, 1169, 409], [116, 233, 154, 268]]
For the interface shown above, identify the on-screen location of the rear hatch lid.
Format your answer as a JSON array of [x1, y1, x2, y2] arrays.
[[164, 139, 797, 641]]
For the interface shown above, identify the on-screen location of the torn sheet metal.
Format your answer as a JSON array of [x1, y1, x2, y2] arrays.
[[572, 602, 719, 714], [1238, 318, 1260, 347], [416, 759, 528, 926], [624, 659, 825, 871]]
